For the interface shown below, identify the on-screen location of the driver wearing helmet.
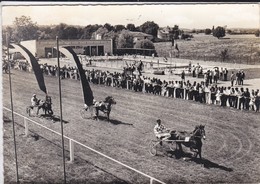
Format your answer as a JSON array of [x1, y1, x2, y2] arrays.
[[31, 94, 39, 107], [93, 99, 99, 107], [154, 119, 171, 145]]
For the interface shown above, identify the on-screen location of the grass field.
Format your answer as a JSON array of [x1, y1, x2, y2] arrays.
[[3, 70, 260, 183], [155, 34, 260, 64]]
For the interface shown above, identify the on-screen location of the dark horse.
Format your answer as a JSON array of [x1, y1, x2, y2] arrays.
[[176, 125, 206, 159], [94, 96, 116, 121], [26, 96, 53, 117]]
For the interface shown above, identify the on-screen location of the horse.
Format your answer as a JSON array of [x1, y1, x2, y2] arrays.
[[175, 125, 206, 159], [94, 96, 116, 121], [26, 97, 53, 117], [38, 96, 53, 116]]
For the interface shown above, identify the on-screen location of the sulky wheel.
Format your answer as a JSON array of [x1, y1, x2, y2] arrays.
[[80, 109, 88, 119], [149, 140, 158, 156]]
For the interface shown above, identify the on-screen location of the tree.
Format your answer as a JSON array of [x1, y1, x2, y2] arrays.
[[126, 23, 136, 31], [81, 24, 102, 39], [135, 26, 141, 32], [171, 25, 180, 39], [255, 30, 260, 37], [50, 23, 67, 39], [226, 29, 232, 34], [139, 21, 159, 38], [104, 23, 114, 32], [205, 28, 212, 35], [213, 26, 226, 39], [114, 25, 126, 32], [92, 27, 109, 39], [134, 39, 155, 49], [117, 30, 134, 48], [12, 15, 39, 42], [2, 26, 14, 45], [64, 26, 79, 39]]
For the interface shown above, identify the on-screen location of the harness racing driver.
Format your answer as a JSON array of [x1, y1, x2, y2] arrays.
[[154, 119, 171, 145]]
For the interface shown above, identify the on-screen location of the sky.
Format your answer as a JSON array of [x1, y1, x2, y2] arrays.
[[1, 2, 260, 29]]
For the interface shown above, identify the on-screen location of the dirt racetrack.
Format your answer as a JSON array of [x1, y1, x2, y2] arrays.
[[3, 70, 260, 183]]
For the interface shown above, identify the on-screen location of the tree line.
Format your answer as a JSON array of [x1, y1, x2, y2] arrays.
[[4, 15, 257, 52], [3, 16, 161, 42]]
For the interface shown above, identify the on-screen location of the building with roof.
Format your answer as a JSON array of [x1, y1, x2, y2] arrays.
[[129, 31, 153, 42], [157, 27, 174, 41], [20, 39, 113, 58]]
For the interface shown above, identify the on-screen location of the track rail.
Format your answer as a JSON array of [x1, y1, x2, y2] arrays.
[[3, 106, 166, 184]]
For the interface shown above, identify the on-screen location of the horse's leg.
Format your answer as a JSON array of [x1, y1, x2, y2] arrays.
[[198, 147, 202, 159], [177, 143, 183, 152], [95, 109, 99, 120], [36, 106, 40, 116], [107, 112, 110, 122]]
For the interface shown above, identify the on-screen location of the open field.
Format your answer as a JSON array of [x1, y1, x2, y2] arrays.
[[155, 34, 260, 64], [3, 70, 260, 183]]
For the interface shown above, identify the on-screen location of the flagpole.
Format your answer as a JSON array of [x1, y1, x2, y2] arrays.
[[7, 33, 19, 183], [56, 36, 67, 184]]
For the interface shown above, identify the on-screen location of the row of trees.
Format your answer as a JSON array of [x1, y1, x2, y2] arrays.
[[2, 16, 162, 51], [3, 16, 160, 42], [204, 26, 226, 39], [205, 26, 260, 38]]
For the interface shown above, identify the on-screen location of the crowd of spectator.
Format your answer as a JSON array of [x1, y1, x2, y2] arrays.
[[12, 61, 260, 113], [192, 64, 246, 88]]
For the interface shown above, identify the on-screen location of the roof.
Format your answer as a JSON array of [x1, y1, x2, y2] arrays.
[[158, 27, 172, 34], [129, 31, 153, 38]]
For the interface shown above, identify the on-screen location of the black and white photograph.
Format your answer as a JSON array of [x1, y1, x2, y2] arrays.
[[1, 2, 260, 183]]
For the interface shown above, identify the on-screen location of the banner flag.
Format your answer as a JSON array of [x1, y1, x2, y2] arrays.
[[11, 44, 47, 94], [59, 46, 94, 106]]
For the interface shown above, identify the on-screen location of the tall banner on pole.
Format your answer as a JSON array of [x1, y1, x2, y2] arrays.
[[10, 43, 47, 94], [59, 46, 94, 106]]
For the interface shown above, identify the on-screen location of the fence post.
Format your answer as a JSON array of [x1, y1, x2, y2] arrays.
[[150, 178, 153, 184], [111, 77, 114, 87], [127, 80, 129, 90], [69, 139, 75, 162], [142, 82, 146, 93], [208, 92, 211, 104], [24, 118, 29, 137]]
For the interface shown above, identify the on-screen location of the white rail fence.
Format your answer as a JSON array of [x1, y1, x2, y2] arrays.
[[3, 107, 166, 184]]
